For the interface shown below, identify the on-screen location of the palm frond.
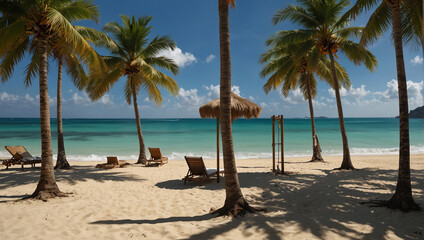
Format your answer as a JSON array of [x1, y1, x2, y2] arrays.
[[338, 38, 378, 71], [24, 42, 40, 87], [142, 35, 176, 58], [59, 0, 99, 23], [46, 7, 104, 73], [144, 56, 179, 75], [273, 4, 319, 28], [0, 18, 26, 55], [0, 37, 29, 82], [359, 1, 391, 46], [268, 30, 315, 47]]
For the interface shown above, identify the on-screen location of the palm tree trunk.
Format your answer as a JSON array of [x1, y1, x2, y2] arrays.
[[306, 74, 323, 162], [328, 52, 354, 170], [31, 37, 64, 200], [55, 57, 70, 170], [214, 0, 262, 216], [131, 81, 147, 164], [382, 3, 420, 211]]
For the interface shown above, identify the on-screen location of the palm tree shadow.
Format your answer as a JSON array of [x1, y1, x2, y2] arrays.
[[155, 178, 224, 190], [92, 168, 423, 239], [0, 165, 144, 191]]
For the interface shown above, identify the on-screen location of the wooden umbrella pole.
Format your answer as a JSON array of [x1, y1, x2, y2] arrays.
[[217, 117, 220, 183]]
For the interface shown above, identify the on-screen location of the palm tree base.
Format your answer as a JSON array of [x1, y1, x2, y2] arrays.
[[333, 166, 355, 170], [54, 156, 71, 169], [136, 159, 147, 165], [27, 189, 68, 201], [309, 156, 325, 162], [361, 194, 421, 212], [212, 197, 265, 217], [334, 155, 355, 170]]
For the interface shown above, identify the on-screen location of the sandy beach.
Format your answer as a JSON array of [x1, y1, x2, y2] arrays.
[[0, 154, 423, 240]]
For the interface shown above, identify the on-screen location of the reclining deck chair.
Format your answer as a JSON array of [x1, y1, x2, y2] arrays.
[[95, 156, 127, 169], [2, 146, 42, 170], [146, 148, 168, 166], [183, 156, 224, 184]]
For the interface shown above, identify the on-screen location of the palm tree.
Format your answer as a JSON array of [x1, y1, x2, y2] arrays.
[[260, 44, 350, 162], [86, 15, 179, 164], [18, 25, 107, 170], [213, 0, 262, 216], [0, 0, 102, 200], [272, 0, 378, 170], [343, 0, 421, 211], [53, 26, 111, 169]]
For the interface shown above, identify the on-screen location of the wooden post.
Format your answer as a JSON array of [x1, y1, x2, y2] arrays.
[[273, 116, 276, 172], [217, 117, 220, 183], [280, 115, 284, 174]]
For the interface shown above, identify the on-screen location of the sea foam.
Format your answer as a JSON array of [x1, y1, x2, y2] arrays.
[[0, 145, 423, 161]]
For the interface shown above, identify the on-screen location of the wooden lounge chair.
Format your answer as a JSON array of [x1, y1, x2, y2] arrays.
[[146, 148, 168, 166], [2, 146, 42, 170], [183, 156, 224, 184], [95, 156, 127, 169]]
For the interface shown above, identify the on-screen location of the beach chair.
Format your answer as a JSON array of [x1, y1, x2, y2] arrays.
[[146, 148, 168, 166], [95, 156, 127, 169], [183, 156, 224, 184], [2, 146, 42, 170]]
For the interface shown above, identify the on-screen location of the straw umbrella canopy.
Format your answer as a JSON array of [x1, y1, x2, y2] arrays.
[[199, 92, 262, 182]]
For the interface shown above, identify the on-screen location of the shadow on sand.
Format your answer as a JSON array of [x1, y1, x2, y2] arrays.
[[91, 167, 423, 239], [0, 165, 144, 201]]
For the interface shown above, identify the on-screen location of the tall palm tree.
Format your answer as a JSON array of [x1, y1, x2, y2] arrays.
[[20, 25, 108, 170], [52, 26, 111, 169], [0, 0, 102, 200], [86, 15, 179, 164], [343, 0, 421, 211], [214, 0, 262, 216], [272, 0, 378, 170], [260, 44, 350, 162]]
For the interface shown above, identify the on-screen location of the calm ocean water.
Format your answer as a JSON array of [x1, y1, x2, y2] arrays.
[[0, 118, 423, 161]]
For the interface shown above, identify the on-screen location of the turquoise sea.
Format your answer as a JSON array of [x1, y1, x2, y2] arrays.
[[0, 118, 423, 161]]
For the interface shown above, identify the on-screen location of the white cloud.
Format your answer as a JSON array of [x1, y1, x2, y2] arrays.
[[327, 84, 370, 104], [376, 79, 398, 100], [157, 47, 197, 67], [0, 92, 19, 103], [231, 85, 241, 96], [282, 88, 306, 104], [206, 54, 216, 63], [328, 87, 348, 98], [176, 88, 204, 107], [349, 85, 370, 100], [248, 96, 255, 101], [204, 84, 241, 98], [371, 79, 424, 109], [205, 84, 220, 98], [410, 55, 423, 65], [69, 92, 113, 106], [24, 94, 35, 102], [98, 94, 113, 105], [71, 93, 90, 105]]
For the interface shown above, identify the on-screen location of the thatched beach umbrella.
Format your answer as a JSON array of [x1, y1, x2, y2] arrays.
[[199, 92, 262, 182]]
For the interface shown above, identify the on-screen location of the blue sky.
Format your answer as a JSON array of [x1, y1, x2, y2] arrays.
[[0, 0, 423, 118]]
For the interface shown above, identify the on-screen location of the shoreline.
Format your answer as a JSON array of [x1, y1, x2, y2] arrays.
[[65, 153, 423, 162]]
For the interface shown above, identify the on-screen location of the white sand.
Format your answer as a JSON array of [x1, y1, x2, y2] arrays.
[[0, 154, 423, 240]]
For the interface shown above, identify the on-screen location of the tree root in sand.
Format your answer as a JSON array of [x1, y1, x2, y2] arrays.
[[211, 198, 266, 217]]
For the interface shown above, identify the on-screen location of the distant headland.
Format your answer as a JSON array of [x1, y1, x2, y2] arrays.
[[396, 106, 424, 118]]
